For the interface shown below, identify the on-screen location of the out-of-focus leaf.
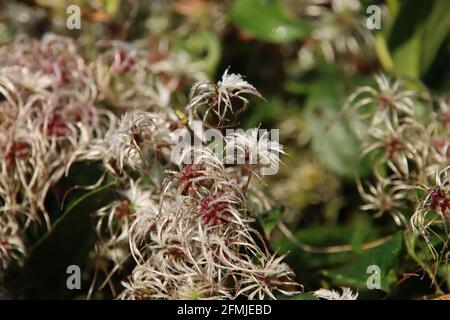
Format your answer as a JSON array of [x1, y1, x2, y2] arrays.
[[229, 0, 311, 43], [423, 33, 450, 90], [258, 206, 282, 239], [285, 80, 312, 95], [285, 293, 318, 300], [351, 225, 372, 254], [103, 0, 120, 17], [374, 34, 395, 73], [243, 95, 280, 128], [16, 181, 116, 299], [387, 0, 450, 78], [386, 0, 400, 16], [304, 73, 370, 177], [273, 224, 384, 270], [175, 31, 221, 77], [419, 0, 450, 75], [437, 265, 450, 290], [322, 232, 403, 291]]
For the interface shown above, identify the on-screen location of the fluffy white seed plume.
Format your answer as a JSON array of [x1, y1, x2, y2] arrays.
[[410, 166, 449, 259], [297, 0, 375, 70], [186, 69, 262, 126], [108, 111, 158, 171], [225, 128, 285, 176], [118, 73, 297, 299], [343, 74, 417, 132], [313, 287, 358, 300]]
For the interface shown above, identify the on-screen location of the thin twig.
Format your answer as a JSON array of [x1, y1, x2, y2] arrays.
[[278, 220, 393, 254]]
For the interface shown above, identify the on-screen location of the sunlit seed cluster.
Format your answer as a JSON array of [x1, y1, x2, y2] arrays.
[[0, 34, 299, 299]]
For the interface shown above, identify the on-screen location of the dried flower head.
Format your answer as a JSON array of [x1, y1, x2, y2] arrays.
[[186, 69, 262, 127], [349, 75, 449, 262], [116, 73, 298, 300], [411, 166, 449, 259], [345, 74, 417, 130], [297, 0, 375, 71], [225, 128, 285, 176], [313, 287, 358, 300]]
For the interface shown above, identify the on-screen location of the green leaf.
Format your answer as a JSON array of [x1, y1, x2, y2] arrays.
[[374, 33, 395, 73], [229, 0, 311, 43], [322, 232, 403, 291], [175, 31, 221, 77], [258, 206, 282, 239], [103, 0, 120, 17], [304, 71, 371, 177], [386, 0, 450, 78], [420, 0, 450, 75], [284, 293, 318, 300], [351, 225, 372, 254], [273, 224, 383, 271], [386, 0, 400, 16], [243, 95, 280, 129], [16, 181, 116, 299]]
